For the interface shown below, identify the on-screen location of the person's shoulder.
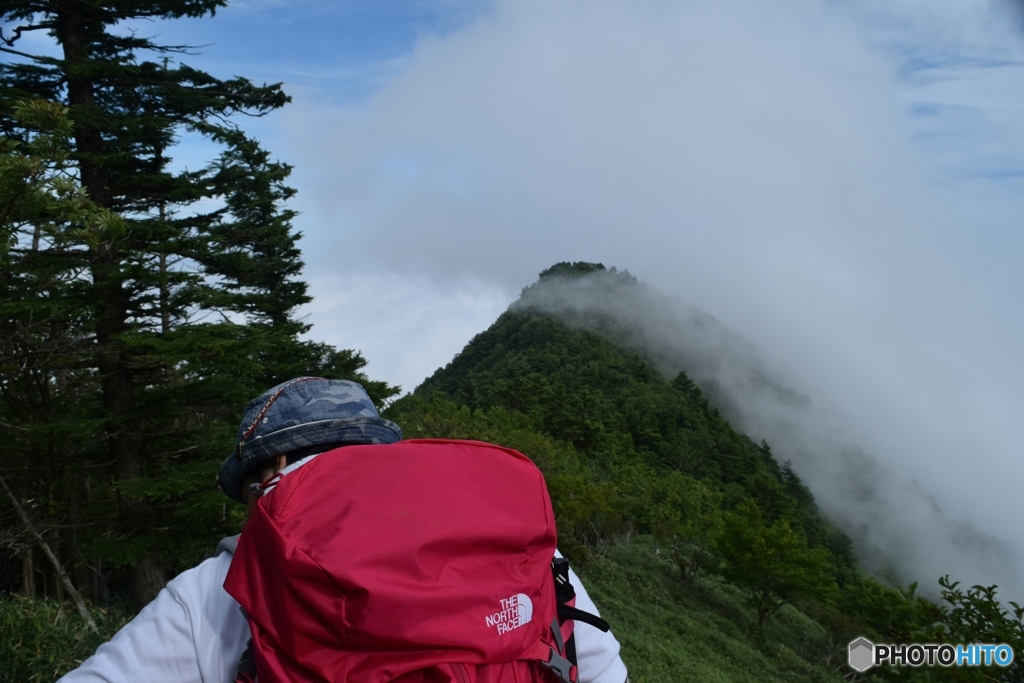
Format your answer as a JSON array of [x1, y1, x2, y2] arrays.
[[164, 546, 234, 605]]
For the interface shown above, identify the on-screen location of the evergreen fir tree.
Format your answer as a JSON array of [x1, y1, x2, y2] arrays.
[[0, 1, 396, 610]]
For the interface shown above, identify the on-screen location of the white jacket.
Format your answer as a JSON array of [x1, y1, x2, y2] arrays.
[[58, 542, 628, 683]]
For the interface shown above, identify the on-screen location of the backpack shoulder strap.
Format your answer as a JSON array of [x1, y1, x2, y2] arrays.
[[546, 557, 610, 683]]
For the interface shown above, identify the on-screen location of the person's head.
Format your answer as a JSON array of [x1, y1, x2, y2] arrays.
[[218, 377, 403, 510]]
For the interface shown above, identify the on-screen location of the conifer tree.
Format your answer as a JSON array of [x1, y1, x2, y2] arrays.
[[0, 1, 396, 610]]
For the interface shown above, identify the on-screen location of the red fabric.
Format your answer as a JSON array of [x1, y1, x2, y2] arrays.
[[224, 439, 561, 683]]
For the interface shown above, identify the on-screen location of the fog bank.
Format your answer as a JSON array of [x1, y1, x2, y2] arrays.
[[515, 270, 1021, 597]]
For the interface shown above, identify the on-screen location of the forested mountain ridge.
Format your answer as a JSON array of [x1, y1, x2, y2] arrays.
[[407, 262, 848, 562], [384, 262, 1024, 682]]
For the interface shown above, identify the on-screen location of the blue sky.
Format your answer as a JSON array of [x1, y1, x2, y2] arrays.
[[7, 0, 1024, 592], [862, 0, 1024, 253], [137, 1, 487, 104]]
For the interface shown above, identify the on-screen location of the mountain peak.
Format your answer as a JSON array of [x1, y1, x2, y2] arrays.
[[538, 261, 606, 280]]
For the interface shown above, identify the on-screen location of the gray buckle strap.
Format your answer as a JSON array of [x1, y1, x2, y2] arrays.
[[550, 617, 565, 654], [543, 617, 576, 683], [543, 648, 575, 683]]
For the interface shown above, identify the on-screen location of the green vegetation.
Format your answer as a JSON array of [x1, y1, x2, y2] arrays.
[[926, 579, 1024, 683], [573, 536, 846, 682], [717, 499, 838, 628], [0, 596, 130, 682]]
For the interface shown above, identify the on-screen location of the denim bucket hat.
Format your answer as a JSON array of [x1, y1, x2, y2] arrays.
[[218, 377, 402, 503]]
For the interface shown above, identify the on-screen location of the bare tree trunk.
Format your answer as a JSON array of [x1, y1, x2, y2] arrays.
[[21, 551, 35, 599], [0, 472, 97, 633], [67, 462, 91, 595], [158, 202, 170, 336], [159, 251, 170, 335], [56, 0, 161, 612], [54, 543, 65, 601], [90, 558, 108, 606], [130, 554, 166, 613]]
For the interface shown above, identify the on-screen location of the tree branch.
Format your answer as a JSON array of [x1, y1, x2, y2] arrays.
[[0, 44, 57, 63], [0, 472, 98, 633], [0, 23, 51, 47]]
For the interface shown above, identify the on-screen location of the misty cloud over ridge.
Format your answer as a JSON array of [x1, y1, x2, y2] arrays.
[[514, 268, 1021, 597], [276, 0, 1024, 599]]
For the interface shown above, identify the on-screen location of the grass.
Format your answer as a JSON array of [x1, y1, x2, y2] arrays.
[[0, 594, 130, 682], [574, 535, 850, 683]]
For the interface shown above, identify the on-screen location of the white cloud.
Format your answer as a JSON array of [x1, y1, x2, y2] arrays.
[[284, 0, 1024, 591], [301, 269, 510, 394]]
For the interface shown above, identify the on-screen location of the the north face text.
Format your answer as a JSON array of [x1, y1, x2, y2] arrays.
[[485, 593, 533, 635]]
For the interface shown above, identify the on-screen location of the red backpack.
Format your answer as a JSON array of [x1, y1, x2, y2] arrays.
[[223, 439, 606, 683]]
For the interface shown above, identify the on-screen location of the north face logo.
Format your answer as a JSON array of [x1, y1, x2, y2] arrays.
[[485, 593, 533, 634]]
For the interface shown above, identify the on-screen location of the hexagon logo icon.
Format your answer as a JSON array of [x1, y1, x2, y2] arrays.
[[848, 637, 875, 672]]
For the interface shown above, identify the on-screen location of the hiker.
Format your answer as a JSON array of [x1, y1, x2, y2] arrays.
[[58, 377, 629, 683]]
